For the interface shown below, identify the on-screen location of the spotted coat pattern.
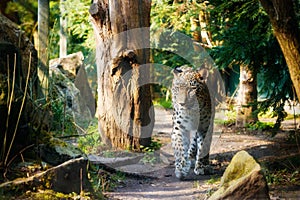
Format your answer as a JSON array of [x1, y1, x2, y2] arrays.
[[171, 66, 212, 179]]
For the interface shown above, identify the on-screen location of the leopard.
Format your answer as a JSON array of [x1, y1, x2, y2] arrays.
[[171, 65, 212, 179]]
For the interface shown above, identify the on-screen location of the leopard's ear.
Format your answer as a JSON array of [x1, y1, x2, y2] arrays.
[[197, 68, 209, 81], [173, 66, 183, 76]]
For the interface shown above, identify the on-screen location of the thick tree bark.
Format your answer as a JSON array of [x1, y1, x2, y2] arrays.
[[260, 0, 300, 101], [90, 0, 154, 150], [236, 64, 258, 127]]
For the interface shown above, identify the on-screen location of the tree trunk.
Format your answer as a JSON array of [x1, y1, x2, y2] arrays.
[[190, 3, 213, 49], [236, 64, 258, 127], [89, 0, 154, 150], [260, 0, 300, 101], [198, 7, 212, 48], [59, 0, 67, 58], [37, 0, 49, 99]]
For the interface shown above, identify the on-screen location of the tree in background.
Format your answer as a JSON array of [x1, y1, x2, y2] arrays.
[[4, 0, 97, 93], [209, 0, 264, 126], [37, 0, 49, 99], [4, 0, 95, 61], [209, 0, 294, 128], [59, 0, 67, 57], [151, 0, 212, 101]]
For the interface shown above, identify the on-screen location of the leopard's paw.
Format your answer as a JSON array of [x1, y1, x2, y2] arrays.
[[194, 167, 205, 175]]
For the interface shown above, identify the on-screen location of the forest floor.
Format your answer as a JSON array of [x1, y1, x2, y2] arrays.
[[103, 107, 300, 200]]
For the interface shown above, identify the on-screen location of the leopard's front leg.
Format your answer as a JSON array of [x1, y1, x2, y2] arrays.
[[194, 133, 207, 175], [171, 131, 190, 179]]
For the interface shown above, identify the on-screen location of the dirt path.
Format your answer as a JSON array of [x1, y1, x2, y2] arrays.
[[104, 107, 300, 200]]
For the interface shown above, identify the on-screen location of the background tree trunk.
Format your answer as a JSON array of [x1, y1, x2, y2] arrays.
[[59, 0, 67, 58], [90, 0, 154, 150], [236, 64, 258, 127], [37, 0, 49, 100], [260, 0, 300, 101]]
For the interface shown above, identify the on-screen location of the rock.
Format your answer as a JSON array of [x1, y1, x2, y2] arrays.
[[49, 52, 95, 133], [39, 137, 83, 166], [88, 154, 144, 168], [0, 14, 38, 89], [208, 150, 270, 200], [74, 63, 96, 117], [50, 157, 89, 194], [0, 157, 91, 195], [0, 15, 38, 162], [50, 52, 84, 80]]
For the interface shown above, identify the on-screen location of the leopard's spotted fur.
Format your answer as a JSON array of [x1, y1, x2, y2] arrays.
[[171, 65, 212, 179]]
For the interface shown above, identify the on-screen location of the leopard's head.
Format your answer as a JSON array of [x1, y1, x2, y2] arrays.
[[172, 65, 208, 107]]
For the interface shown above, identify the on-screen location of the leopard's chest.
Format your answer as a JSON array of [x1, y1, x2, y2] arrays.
[[173, 104, 200, 131], [173, 101, 211, 133]]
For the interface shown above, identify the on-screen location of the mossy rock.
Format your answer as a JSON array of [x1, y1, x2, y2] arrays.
[[209, 150, 270, 200], [39, 137, 84, 166], [0, 157, 103, 198]]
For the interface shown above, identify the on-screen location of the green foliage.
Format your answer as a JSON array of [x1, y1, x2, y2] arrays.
[[206, 175, 221, 184], [214, 107, 236, 126], [141, 139, 162, 153], [209, 0, 277, 76], [151, 0, 210, 102], [265, 169, 300, 186], [59, 0, 95, 59], [151, 0, 208, 35], [263, 154, 300, 186], [50, 98, 64, 126], [88, 164, 125, 193], [50, 97, 77, 136], [224, 109, 236, 125], [5, 0, 95, 63], [6, 0, 38, 39], [140, 139, 162, 164], [153, 98, 172, 109], [47, 0, 97, 70], [209, 0, 294, 129], [77, 119, 102, 154], [245, 121, 274, 131]]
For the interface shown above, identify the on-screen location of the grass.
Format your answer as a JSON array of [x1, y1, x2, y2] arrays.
[[265, 169, 300, 186], [140, 139, 162, 164], [245, 121, 275, 131], [261, 154, 300, 187], [206, 175, 221, 184], [153, 98, 172, 109], [88, 164, 125, 193], [77, 118, 102, 154]]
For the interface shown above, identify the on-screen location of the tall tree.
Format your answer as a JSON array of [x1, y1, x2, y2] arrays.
[[59, 0, 67, 58], [259, 0, 300, 101], [236, 64, 258, 126], [37, 0, 49, 99], [209, 0, 293, 127], [89, 0, 154, 150], [209, 0, 262, 126]]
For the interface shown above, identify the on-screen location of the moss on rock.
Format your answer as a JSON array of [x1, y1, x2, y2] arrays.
[[209, 150, 270, 200]]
